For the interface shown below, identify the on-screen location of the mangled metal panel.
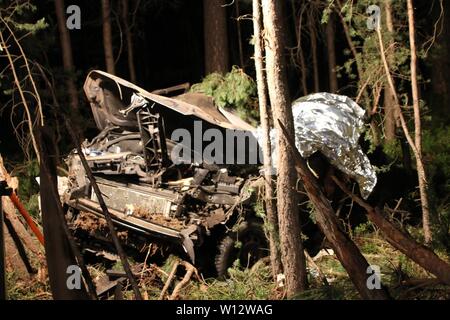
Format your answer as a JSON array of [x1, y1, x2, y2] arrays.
[[83, 70, 255, 131]]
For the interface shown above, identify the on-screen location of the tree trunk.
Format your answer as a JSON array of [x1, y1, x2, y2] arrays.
[[383, 0, 397, 141], [291, 1, 308, 96], [235, 0, 245, 70], [261, 0, 307, 297], [430, 0, 450, 121], [252, 0, 282, 279], [203, 0, 229, 74], [326, 13, 338, 93], [278, 123, 390, 300], [102, 0, 115, 74], [54, 0, 79, 112], [121, 0, 136, 83], [308, 12, 319, 93], [407, 0, 432, 244], [0, 156, 43, 259]]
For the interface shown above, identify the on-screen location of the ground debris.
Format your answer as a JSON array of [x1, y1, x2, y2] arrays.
[[72, 211, 107, 234], [133, 206, 185, 230]]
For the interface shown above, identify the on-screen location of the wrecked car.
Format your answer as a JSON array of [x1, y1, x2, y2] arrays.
[[63, 70, 267, 276], [63, 71, 379, 277]]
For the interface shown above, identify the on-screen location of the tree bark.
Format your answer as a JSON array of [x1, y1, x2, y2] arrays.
[[54, 0, 79, 112], [407, 0, 432, 244], [383, 0, 397, 141], [326, 13, 338, 93], [235, 0, 245, 70], [291, 1, 308, 96], [278, 122, 390, 300], [252, 0, 282, 279], [0, 156, 43, 259], [121, 0, 136, 83], [203, 0, 229, 74], [262, 0, 307, 297], [308, 11, 319, 93], [102, 0, 115, 74]]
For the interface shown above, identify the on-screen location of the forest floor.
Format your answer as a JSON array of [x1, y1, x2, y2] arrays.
[[5, 228, 450, 300]]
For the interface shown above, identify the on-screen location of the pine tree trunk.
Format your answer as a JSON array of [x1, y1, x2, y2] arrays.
[[252, 0, 282, 279], [54, 0, 79, 112], [290, 1, 308, 96], [308, 12, 319, 93], [121, 0, 136, 83], [235, 0, 245, 70], [102, 0, 115, 74], [261, 0, 307, 297], [326, 13, 338, 93], [383, 0, 397, 141], [203, 0, 229, 74], [407, 0, 432, 244]]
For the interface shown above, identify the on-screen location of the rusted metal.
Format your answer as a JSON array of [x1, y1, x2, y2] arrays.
[[8, 192, 44, 246], [71, 198, 182, 240]]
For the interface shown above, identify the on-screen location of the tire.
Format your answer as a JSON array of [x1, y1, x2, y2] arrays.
[[215, 220, 268, 277]]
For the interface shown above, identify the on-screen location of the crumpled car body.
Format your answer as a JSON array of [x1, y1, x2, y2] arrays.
[[63, 71, 265, 275], [63, 71, 377, 275]]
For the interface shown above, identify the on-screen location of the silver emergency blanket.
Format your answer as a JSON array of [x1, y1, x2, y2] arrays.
[[256, 92, 377, 199]]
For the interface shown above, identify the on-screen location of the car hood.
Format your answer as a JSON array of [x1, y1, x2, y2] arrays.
[[83, 70, 255, 131]]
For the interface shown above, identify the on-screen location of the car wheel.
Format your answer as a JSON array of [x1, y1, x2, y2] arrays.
[[215, 220, 268, 278]]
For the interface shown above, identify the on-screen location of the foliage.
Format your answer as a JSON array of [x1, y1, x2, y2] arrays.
[[354, 221, 376, 237], [422, 126, 450, 250], [0, 1, 48, 162], [182, 260, 276, 300], [190, 66, 259, 125]]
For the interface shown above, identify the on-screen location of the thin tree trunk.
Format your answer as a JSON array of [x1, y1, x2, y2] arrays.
[[308, 12, 319, 93], [407, 0, 432, 244], [326, 13, 338, 93], [376, 21, 432, 246], [252, 0, 282, 279], [0, 28, 40, 162], [203, 0, 229, 74], [121, 0, 136, 83], [383, 0, 397, 141], [235, 0, 245, 70], [102, 0, 115, 74], [292, 1, 308, 96], [54, 0, 79, 113], [262, 0, 307, 297], [278, 122, 390, 300]]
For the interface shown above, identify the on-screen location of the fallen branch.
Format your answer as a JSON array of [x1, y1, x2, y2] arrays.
[[331, 175, 450, 285], [278, 120, 390, 300], [169, 261, 197, 300], [304, 250, 329, 286], [159, 259, 179, 300]]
